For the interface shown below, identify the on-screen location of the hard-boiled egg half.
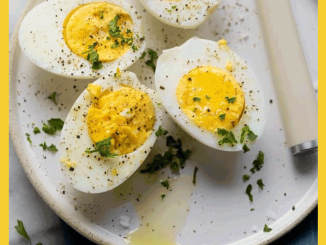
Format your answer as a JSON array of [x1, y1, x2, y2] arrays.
[[60, 70, 163, 193], [155, 37, 266, 152], [139, 0, 220, 29], [19, 0, 146, 79]]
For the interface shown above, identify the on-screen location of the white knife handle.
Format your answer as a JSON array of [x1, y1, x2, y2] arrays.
[[256, 0, 318, 155]]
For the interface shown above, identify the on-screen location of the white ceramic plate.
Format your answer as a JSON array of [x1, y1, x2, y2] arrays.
[[10, 0, 317, 244]]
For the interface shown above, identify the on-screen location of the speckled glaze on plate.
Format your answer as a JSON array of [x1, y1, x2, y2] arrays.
[[10, 0, 317, 244]]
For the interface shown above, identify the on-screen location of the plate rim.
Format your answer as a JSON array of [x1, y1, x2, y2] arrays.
[[9, 0, 318, 244]]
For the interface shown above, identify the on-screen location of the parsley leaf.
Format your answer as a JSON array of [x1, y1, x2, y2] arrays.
[[48, 144, 58, 152], [264, 224, 272, 232], [83, 42, 103, 70], [140, 52, 146, 59], [193, 166, 199, 185], [39, 142, 47, 150], [33, 127, 40, 134], [250, 208, 255, 211], [110, 39, 119, 48], [246, 184, 253, 202], [85, 137, 118, 158], [47, 92, 57, 105], [25, 133, 32, 144], [161, 180, 169, 189], [240, 125, 258, 143], [193, 97, 201, 102], [126, 29, 132, 34], [242, 174, 250, 182], [257, 179, 265, 189], [217, 128, 237, 145], [99, 11, 104, 19], [251, 151, 264, 173], [15, 220, 31, 243], [108, 15, 121, 37], [243, 143, 250, 153], [155, 126, 168, 137], [141, 136, 191, 174], [225, 96, 236, 103], [48, 118, 64, 130], [167, 9, 172, 13], [170, 161, 180, 171], [132, 45, 138, 51], [172, 6, 177, 9], [39, 142, 58, 152], [42, 123, 56, 135], [205, 95, 211, 100], [145, 49, 158, 72], [161, 193, 166, 200], [219, 114, 226, 121]]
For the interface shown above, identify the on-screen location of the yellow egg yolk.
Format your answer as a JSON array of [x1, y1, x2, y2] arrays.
[[86, 85, 156, 155], [63, 2, 133, 62], [176, 66, 245, 131]]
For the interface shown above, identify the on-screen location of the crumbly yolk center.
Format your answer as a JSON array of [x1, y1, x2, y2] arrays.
[[63, 2, 133, 62], [86, 85, 155, 155], [176, 66, 245, 131]]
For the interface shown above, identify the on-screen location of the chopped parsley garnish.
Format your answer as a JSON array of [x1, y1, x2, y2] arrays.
[[15, 220, 31, 243], [15, 220, 42, 245], [242, 143, 250, 153], [170, 161, 180, 171], [85, 137, 118, 158], [39, 142, 47, 150], [155, 126, 168, 137], [225, 96, 236, 103], [263, 224, 272, 232], [193, 97, 201, 102], [161, 193, 166, 200], [33, 127, 41, 134], [219, 114, 226, 121], [106, 36, 110, 40], [257, 179, 265, 189], [140, 52, 146, 59], [108, 15, 121, 37], [246, 184, 253, 202], [240, 125, 258, 143], [25, 133, 32, 144], [42, 118, 64, 135], [110, 39, 119, 48], [250, 151, 264, 173], [193, 108, 197, 112], [39, 142, 58, 152], [217, 128, 237, 145], [167, 9, 172, 13], [250, 208, 255, 211], [132, 45, 138, 51], [83, 42, 103, 70], [242, 174, 250, 182], [141, 136, 191, 174], [172, 6, 177, 9], [145, 49, 158, 72], [205, 95, 211, 100], [156, 102, 162, 106], [47, 92, 57, 105], [99, 11, 104, 19], [161, 180, 169, 189], [108, 15, 134, 49], [193, 166, 198, 185]]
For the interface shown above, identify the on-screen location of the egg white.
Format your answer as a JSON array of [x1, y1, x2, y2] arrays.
[[19, 0, 146, 79], [155, 37, 266, 152], [59, 71, 163, 193], [139, 0, 219, 29]]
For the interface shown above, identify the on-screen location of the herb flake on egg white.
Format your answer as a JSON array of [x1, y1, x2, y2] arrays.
[[59, 71, 163, 193]]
